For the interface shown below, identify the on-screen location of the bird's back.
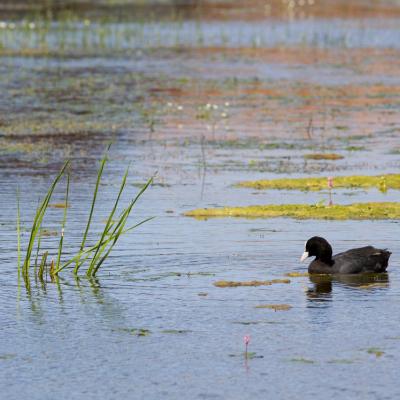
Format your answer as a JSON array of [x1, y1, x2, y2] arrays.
[[332, 246, 391, 274]]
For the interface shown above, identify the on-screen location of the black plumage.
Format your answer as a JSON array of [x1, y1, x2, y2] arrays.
[[301, 236, 391, 274]]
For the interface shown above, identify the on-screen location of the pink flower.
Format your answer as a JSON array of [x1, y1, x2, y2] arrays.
[[327, 176, 334, 189], [244, 335, 250, 345]]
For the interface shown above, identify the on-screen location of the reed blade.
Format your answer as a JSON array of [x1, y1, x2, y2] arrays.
[[74, 145, 110, 274], [16, 189, 21, 275], [56, 171, 70, 272], [22, 161, 69, 276], [86, 165, 129, 275], [90, 177, 154, 276]]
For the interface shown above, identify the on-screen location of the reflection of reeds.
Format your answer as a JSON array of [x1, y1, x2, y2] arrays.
[[18, 147, 153, 284]]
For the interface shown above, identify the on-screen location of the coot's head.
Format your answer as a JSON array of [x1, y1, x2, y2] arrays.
[[300, 236, 333, 264]]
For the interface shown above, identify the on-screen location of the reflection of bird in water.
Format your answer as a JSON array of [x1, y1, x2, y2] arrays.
[[300, 237, 391, 274], [307, 273, 390, 300]]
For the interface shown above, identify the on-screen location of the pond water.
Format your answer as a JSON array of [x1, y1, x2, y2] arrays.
[[1, 1, 400, 399]]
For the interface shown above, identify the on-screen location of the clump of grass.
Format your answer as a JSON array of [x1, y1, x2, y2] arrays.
[[236, 174, 400, 191], [185, 202, 400, 220], [304, 153, 344, 160], [17, 148, 153, 283], [21, 161, 69, 278]]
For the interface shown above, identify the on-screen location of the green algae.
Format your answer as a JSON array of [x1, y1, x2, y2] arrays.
[[255, 304, 292, 311], [327, 359, 354, 364], [366, 348, 384, 357], [285, 272, 309, 277], [229, 352, 264, 359], [290, 358, 315, 364], [185, 202, 400, 220], [304, 153, 344, 160], [214, 279, 290, 287], [236, 174, 400, 191], [161, 329, 191, 334], [116, 328, 151, 337]]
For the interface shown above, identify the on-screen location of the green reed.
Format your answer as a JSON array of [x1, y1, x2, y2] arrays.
[[22, 161, 69, 278], [74, 145, 110, 274], [16, 189, 21, 275], [19, 150, 152, 281], [56, 171, 70, 270]]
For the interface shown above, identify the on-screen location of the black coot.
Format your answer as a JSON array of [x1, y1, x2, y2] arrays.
[[300, 236, 391, 274]]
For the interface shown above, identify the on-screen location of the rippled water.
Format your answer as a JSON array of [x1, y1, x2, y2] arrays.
[[1, 3, 400, 399]]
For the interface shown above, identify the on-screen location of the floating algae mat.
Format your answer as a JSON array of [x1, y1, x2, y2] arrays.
[[185, 202, 400, 220], [304, 153, 344, 160], [255, 304, 292, 311], [285, 272, 310, 277], [236, 174, 400, 191], [214, 279, 290, 287]]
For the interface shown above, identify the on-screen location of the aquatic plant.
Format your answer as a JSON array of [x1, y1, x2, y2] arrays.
[[304, 153, 344, 160], [255, 304, 292, 311], [244, 335, 250, 358], [185, 202, 400, 220], [236, 174, 400, 192], [285, 272, 309, 277], [214, 279, 290, 287], [17, 149, 153, 282], [366, 347, 384, 357]]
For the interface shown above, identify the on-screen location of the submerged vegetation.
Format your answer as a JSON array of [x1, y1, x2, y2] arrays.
[[185, 202, 400, 220], [18, 147, 153, 285], [236, 174, 400, 191]]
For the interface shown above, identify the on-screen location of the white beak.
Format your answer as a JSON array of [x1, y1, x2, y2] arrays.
[[300, 251, 309, 262]]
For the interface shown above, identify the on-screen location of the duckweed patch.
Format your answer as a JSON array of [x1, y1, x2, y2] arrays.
[[304, 153, 344, 160], [185, 202, 400, 220], [214, 279, 290, 287], [236, 174, 400, 191], [255, 304, 292, 311]]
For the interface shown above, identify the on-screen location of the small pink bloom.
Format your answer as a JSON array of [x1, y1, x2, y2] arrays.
[[327, 176, 334, 189], [244, 335, 250, 345]]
